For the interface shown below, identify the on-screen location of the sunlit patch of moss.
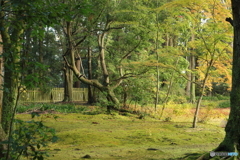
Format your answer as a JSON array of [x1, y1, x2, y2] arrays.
[[16, 109, 226, 160]]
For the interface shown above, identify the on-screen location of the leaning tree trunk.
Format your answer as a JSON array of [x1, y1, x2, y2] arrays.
[[192, 60, 213, 128], [73, 57, 81, 88]]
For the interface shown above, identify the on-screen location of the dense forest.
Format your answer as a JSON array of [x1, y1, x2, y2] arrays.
[[1, 0, 240, 159]]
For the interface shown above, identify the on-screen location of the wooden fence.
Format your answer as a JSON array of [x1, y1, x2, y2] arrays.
[[19, 88, 88, 103]]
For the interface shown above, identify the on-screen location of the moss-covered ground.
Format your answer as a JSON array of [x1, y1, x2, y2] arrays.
[[16, 102, 229, 160]]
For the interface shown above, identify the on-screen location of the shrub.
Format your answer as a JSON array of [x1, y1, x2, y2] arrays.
[[201, 96, 218, 101], [17, 103, 40, 113], [17, 103, 88, 114], [219, 100, 230, 108], [1, 113, 58, 160], [216, 95, 230, 100], [198, 105, 215, 123], [164, 117, 172, 122], [167, 95, 187, 104]]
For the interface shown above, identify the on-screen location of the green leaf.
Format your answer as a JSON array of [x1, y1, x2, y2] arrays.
[[37, 155, 44, 160], [52, 136, 58, 143], [31, 112, 40, 118]]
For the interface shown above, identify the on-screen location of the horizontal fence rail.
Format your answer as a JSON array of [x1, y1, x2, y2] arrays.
[[19, 88, 88, 103]]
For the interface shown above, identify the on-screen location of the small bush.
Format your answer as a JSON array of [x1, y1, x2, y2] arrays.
[[16, 105, 31, 113], [164, 117, 172, 122], [168, 95, 187, 104], [17, 103, 40, 113], [201, 96, 218, 101], [17, 103, 88, 114], [198, 104, 217, 123], [216, 95, 230, 100], [1, 113, 58, 160], [219, 100, 230, 108], [201, 101, 218, 108]]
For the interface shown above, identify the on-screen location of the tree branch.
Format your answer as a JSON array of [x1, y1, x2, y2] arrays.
[[226, 17, 233, 26], [74, 35, 87, 47], [120, 39, 142, 63]]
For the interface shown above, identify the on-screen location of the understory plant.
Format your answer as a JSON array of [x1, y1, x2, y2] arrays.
[[1, 113, 58, 160]]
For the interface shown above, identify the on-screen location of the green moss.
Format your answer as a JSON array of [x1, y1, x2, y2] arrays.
[[16, 112, 225, 160]]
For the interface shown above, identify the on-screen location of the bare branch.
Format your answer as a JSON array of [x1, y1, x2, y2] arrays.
[[120, 40, 142, 63], [74, 35, 87, 47], [62, 55, 73, 69]]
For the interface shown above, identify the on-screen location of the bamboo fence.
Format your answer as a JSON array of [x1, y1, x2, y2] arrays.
[[19, 88, 88, 103]]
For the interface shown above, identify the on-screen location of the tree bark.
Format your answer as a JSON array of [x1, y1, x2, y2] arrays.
[[214, 1, 240, 155], [98, 33, 110, 86], [189, 54, 196, 103], [0, 32, 6, 160], [186, 56, 191, 97], [63, 63, 73, 102], [154, 9, 160, 112], [73, 57, 81, 88], [0, 9, 23, 133], [87, 47, 96, 104], [38, 34, 44, 88], [186, 33, 196, 103], [0, 35, 3, 122], [0, 125, 7, 158]]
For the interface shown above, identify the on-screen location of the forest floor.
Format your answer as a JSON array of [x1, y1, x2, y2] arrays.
[[16, 102, 230, 160]]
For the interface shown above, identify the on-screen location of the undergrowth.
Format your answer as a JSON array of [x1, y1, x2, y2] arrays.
[[16, 103, 101, 114], [1, 113, 57, 160], [17, 98, 229, 125]]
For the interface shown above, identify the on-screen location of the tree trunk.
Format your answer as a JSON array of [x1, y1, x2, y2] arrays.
[[154, 10, 160, 112], [0, 35, 3, 122], [186, 56, 191, 97], [190, 54, 196, 103], [73, 57, 81, 88], [0, 6, 24, 159], [0, 125, 7, 158], [214, 1, 240, 156], [187, 33, 196, 103], [192, 60, 212, 128], [63, 64, 73, 102], [38, 35, 44, 88], [0, 16, 23, 134], [63, 21, 120, 108], [0, 33, 6, 160], [87, 47, 96, 104]]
